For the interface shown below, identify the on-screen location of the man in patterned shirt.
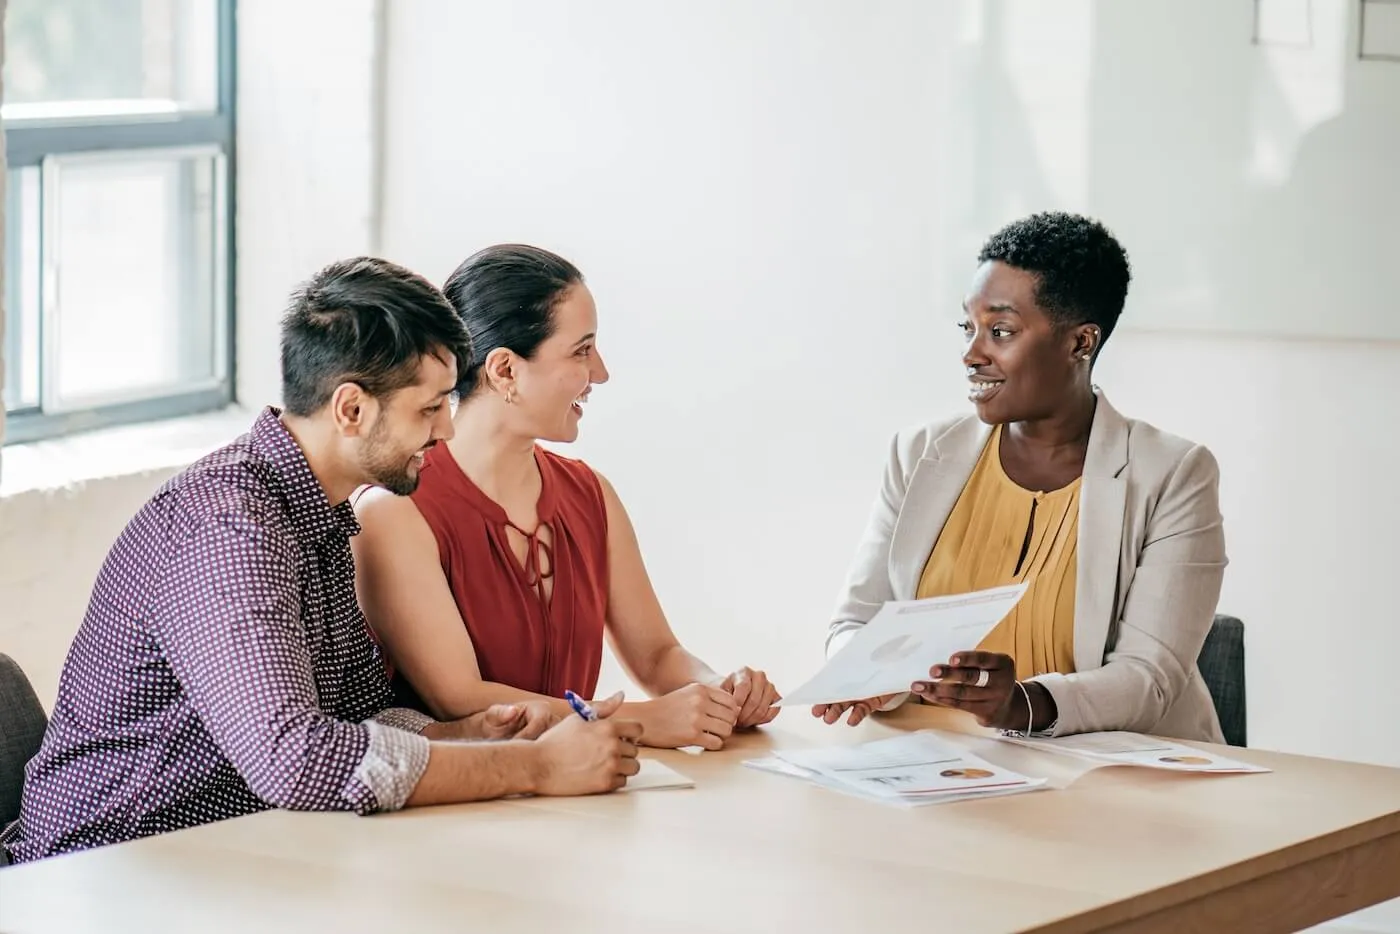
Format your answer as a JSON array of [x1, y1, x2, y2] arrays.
[[2, 257, 640, 863]]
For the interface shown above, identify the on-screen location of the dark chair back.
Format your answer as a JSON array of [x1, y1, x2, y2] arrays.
[[1196, 615, 1246, 747], [0, 654, 48, 828]]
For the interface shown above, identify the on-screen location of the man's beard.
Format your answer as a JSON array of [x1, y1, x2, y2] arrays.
[[361, 419, 423, 496]]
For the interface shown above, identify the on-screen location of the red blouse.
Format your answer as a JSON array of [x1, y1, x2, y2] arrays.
[[405, 444, 610, 702]]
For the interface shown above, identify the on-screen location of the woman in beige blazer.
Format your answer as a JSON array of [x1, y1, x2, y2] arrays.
[[818, 212, 1227, 743]]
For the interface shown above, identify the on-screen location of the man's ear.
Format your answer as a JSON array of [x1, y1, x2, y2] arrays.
[[328, 382, 376, 437]]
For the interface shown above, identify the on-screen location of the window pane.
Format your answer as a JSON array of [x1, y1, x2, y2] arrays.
[[46, 151, 225, 410], [3, 168, 42, 411], [3, 0, 219, 121]]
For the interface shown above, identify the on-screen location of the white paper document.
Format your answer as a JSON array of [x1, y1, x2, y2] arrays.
[[619, 758, 696, 792], [996, 731, 1271, 774], [744, 731, 1047, 807], [777, 583, 1029, 707]]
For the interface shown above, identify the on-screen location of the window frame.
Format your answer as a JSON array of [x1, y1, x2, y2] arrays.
[[3, 0, 238, 445]]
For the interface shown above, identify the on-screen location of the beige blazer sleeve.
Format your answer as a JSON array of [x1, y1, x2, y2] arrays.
[[1031, 443, 1226, 737]]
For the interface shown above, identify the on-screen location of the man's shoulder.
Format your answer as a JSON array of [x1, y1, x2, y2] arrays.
[[150, 434, 295, 537]]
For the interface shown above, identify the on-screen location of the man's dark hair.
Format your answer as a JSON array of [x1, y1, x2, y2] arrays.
[[279, 257, 472, 416], [442, 244, 584, 397], [977, 212, 1132, 347]]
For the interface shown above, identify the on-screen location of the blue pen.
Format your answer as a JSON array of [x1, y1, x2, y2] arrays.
[[564, 689, 597, 721]]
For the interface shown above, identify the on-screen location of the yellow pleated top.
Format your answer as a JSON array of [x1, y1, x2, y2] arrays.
[[915, 424, 1080, 680]]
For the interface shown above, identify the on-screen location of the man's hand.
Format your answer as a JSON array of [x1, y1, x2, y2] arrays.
[[470, 700, 559, 740], [810, 694, 901, 726], [717, 667, 781, 728], [632, 683, 739, 750], [425, 701, 559, 742], [532, 712, 642, 796]]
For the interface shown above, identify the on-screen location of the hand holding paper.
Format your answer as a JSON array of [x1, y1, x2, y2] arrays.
[[780, 583, 1028, 708]]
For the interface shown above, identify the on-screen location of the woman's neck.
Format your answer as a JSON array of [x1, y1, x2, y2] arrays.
[[446, 401, 539, 503], [1006, 382, 1097, 454]]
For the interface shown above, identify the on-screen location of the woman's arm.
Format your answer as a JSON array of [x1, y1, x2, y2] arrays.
[[595, 471, 778, 734], [351, 487, 571, 722], [1029, 444, 1227, 736]]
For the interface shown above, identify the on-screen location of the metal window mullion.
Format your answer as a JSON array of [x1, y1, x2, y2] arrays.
[[38, 158, 62, 415], [4, 114, 231, 169], [3, 385, 231, 445], [219, 0, 239, 403], [36, 146, 230, 415], [212, 155, 231, 384], [3, 171, 26, 408]]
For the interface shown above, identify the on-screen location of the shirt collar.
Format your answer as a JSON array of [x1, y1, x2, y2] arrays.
[[250, 407, 362, 543]]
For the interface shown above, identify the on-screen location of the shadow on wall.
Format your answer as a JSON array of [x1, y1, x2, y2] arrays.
[[944, 0, 1400, 343]]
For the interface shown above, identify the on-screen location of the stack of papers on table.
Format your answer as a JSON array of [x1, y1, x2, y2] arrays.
[[745, 731, 1047, 807], [996, 731, 1270, 774]]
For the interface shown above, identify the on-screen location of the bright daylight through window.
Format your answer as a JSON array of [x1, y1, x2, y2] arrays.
[[2, 0, 235, 444]]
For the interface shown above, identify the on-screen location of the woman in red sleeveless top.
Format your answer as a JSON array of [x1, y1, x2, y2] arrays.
[[352, 245, 780, 749]]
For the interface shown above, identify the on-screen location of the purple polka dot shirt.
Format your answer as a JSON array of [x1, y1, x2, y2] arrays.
[[1, 409, 433, 863]]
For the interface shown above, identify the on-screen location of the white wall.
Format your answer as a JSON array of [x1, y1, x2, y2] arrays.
[[234, 0, 380, 410]]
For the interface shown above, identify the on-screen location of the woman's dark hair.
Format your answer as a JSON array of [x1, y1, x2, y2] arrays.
[[442, 244, 584, 396], [977, 211, 1132, 348], [279, 256, 471, 416]]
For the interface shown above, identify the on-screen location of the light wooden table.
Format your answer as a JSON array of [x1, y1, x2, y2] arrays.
[[2, 706, 1398, 934]]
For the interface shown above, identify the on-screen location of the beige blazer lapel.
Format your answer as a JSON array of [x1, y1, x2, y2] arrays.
[[888, 418, 990, 600], [1074, 391, 1130, 674]]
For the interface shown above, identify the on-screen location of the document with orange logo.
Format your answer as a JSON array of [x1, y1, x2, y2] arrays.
[[745, 731, 1046, 806], [777, 583, 1028, 707]]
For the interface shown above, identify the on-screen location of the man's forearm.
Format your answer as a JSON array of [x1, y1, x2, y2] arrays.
[[405, 739, 544, 807], [420, 697, 571, 742], [414, 681, 572, 724]]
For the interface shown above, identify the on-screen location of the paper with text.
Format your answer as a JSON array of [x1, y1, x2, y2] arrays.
[[778, 583, 1028, 707], [619, 758, 696, 792], [996, 731, 1270, 774]]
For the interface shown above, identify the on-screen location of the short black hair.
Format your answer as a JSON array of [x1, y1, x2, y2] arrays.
[[279, 256, 472, 416], [977, 212, 1132, 346], [442, 244, 583, 396]]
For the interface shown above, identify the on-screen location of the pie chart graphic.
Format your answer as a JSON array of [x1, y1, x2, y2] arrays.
[[940, 768, 995, 780], [869, 634, 923, 665]]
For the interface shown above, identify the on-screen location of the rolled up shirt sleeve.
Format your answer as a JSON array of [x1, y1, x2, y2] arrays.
[[150, 511, 427, 815], [371, 707, 436, 734]]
